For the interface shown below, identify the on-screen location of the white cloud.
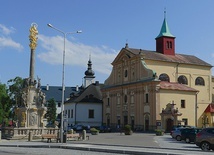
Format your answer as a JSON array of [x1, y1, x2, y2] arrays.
[[0, 37, 23, 51], [0, 24, 15, 35], [38, 34, 118, 75], [0, 24, 23, 51]]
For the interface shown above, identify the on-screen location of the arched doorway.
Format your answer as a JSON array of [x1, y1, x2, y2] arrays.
[[145, 115, 149, 131], [107, 115, 110, 126], [166, 118, 173, 132]]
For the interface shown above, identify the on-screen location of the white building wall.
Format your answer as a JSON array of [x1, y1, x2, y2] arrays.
[[64, 102, 102, 127], [85, 78, 95, 88], [64, 103, 76, 126], [76, 103, 102, 127]]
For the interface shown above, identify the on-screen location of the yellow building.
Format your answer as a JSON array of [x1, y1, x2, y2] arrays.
[[101, 16, 214, 132]]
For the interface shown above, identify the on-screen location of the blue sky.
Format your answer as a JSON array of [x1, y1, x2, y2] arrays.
[[1, 0, 214, 87]]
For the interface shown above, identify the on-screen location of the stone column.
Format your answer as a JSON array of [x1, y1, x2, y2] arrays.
[[29, 49, 35, 81], [29, 23, 38, 85]]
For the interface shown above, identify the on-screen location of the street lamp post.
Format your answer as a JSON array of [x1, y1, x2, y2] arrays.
[[47, 24, 82, 143]]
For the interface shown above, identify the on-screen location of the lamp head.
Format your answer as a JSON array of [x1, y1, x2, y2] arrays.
[[47, 24, 53, 28]]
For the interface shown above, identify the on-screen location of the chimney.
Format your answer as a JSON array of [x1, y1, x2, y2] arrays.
[[95, 81, 99, 85], [76, 85, 79, 91], [46, 84, 49, 90]]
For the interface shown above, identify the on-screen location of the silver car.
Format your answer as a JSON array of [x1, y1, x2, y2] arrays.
[[195, 127, 214, 151], [171, 127, 186, 141]]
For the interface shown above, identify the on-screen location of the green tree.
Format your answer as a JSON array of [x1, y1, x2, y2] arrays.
[[7, 76, 24, 122], [0, 83, 12, 125], [7, 76, 24, 107], [46, 98, 57, 125]]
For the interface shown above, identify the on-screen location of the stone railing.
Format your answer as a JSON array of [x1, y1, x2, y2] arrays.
[[1, 127, 59, 140]]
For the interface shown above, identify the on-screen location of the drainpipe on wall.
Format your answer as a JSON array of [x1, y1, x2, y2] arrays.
[[195, 92, 199, 127], [175, 63, 179, 80]]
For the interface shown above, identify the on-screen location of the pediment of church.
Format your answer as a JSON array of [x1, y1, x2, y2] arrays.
[[104, 48, 157, 86], [112, 48, 136, 65]]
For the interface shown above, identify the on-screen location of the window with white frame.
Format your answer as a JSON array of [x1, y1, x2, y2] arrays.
[[88, 109, 94, 118]]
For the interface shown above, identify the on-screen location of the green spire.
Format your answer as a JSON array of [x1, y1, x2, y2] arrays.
[[156, 11, 174, 38]]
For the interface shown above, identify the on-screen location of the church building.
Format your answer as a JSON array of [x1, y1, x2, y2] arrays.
[[101, 14, 213, 132]]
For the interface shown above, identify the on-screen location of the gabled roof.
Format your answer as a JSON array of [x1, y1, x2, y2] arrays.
[[41, 86, 81, 102], [123, 48, 212, 67], [204, 104, 214, 113], [65, 82, 104, 104], [160, 81, 198, 92]]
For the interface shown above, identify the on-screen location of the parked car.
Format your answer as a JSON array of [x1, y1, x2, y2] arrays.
[[181, 128, 202, 143], [71, 124, 90, 132], [170, 125, 195, 135], [99, 126, 111, 133], [171, 127, 186, 141], [195, 127, 214, 151], [171, 126, 195, 141]]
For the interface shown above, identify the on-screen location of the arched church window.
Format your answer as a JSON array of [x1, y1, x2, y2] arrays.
[[124, 95, 127, 103], [195, 77, 205, 86], [178, 75, 188, 85], [124, 70, 128, 77], [159, 73, 170, 82], [169, 41, 172, 49], [166, 41, 169, 49]]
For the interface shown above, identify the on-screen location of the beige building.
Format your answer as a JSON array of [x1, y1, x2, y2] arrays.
[[101, 16, 214, 132]]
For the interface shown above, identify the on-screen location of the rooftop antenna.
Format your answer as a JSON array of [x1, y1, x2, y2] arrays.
[[164, 7, 167, 19], [125, 39, 129, 48]]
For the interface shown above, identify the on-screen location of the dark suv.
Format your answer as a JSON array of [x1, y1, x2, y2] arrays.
[[181, 128, 202, 143], [195, 127, 214, 151], [99, 126, 111, 133]]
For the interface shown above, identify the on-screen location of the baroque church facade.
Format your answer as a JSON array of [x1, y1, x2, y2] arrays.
[[101, 16, 214, 132]]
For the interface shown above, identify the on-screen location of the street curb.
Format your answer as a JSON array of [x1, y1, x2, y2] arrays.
[[0, 143, 200, 155], [0, 144, 173, 155]]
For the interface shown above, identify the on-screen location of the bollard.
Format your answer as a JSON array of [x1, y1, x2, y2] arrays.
[[0, 131, 1, 141], [82, 130, 86, 140], [28, 131, 33, 141], [57, 131, 60, 143], [71, 129, 74, 134], [63, 131, 67, 143]]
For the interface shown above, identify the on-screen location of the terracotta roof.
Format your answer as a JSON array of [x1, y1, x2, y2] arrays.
[[160, 81, 198, 92], [126, 48, 212, 67], [204, 104, 214, 113]]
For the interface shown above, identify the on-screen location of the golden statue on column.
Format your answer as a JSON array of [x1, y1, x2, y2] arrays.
[[29, 23, 38, 50]]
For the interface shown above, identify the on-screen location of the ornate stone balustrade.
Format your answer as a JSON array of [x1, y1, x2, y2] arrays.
[[1, 127, 59, 140]]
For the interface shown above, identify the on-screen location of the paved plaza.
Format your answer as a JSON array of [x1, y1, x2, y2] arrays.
[[0, 132, 213, 155]]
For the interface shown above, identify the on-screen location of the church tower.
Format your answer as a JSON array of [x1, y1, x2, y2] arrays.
[[156, 11, 175, 55], [84, 55, 95, 87]]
